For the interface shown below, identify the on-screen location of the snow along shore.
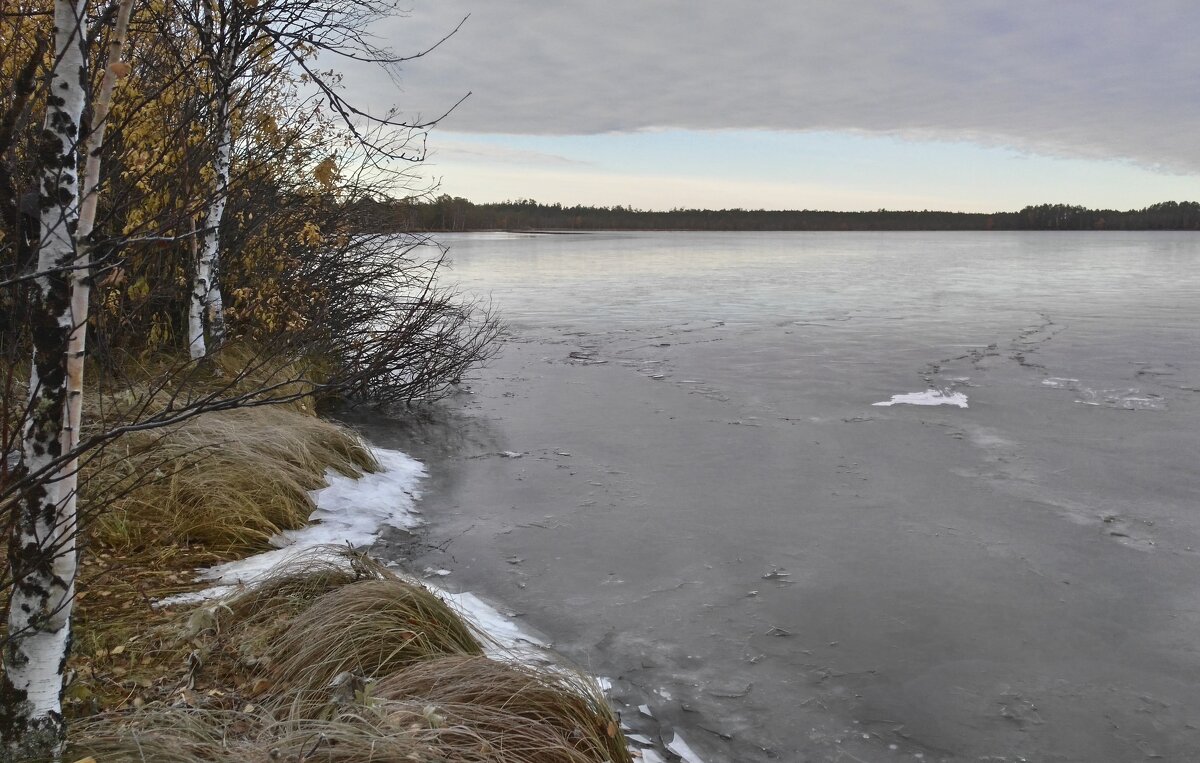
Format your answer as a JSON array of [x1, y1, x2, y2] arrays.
[[157, 448, 545, 658], [158, 444, 697, 761]]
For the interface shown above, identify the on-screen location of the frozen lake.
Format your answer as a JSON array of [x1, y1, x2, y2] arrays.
[[361, 231, 1200, 761]]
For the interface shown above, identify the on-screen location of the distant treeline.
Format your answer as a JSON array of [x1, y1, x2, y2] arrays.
[[352, 197, 1200, 232]]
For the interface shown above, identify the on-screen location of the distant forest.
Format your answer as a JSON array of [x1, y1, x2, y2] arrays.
[[352, 197, 1200, 232]]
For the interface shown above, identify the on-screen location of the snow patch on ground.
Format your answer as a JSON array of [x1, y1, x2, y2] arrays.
[[160, 448, 425, 606], [156, 447, 551, 666], [437, 588, 548, 662], [873, 389, 969, 408]]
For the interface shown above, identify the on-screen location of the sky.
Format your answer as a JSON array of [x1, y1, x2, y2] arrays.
[[334, 1, 1200, 213]]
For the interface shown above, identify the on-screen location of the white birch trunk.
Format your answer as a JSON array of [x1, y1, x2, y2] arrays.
[[189, 85, 232, 358], [62, 0, 135, 515], [1, 0, 87, 758]]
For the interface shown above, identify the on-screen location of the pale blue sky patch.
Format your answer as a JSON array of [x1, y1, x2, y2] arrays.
[[419, 130, 1200, 212]]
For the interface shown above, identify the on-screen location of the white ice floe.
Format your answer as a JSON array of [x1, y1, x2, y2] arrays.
[[667, 732, 706, 763], [872, 389, 969, 408]]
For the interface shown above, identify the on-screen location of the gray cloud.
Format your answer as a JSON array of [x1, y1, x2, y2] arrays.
[[335, 1, 1200, 173]]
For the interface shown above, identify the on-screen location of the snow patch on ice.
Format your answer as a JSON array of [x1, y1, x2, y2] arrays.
[[872, 389, 968, 408]]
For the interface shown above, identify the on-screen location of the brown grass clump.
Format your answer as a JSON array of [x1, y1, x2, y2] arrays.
[[268, 577, 484, 690], [72, 694, 629, 763], [92, 406, 376, 555], [222, 548, 393, 630], [68, 709, 256, 762], [69, 707, 451, 762], [65, 553, 632, 763], [374, 656, 632, 763]]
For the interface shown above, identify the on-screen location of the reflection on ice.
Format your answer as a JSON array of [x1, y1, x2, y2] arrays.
[[1042, 377, 1167, 410]]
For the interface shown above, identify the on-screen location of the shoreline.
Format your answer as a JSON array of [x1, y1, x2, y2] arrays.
[[52, 400, 641, 762]]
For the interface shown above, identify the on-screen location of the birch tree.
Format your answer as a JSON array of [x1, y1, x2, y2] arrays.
[[0, 0, 89, 756], [187, 0, 235, 359], [1, 0, 133, 757], [179, 0, 466, 360]]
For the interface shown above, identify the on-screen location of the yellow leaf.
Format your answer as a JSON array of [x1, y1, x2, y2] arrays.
[[313, 156, 337, 190]]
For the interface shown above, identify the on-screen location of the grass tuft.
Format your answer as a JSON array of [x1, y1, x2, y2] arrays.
[[374, 655, 632, 763], [269, 577, 484, 690], [92, 407, 376, 555], [72, 692, 629, 763]]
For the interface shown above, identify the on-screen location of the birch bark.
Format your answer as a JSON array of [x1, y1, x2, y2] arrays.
[[62, 0, 135, 517], [187, 104, 230, 359], [189, 9, 232, 359], [1, 0, 87, 757]]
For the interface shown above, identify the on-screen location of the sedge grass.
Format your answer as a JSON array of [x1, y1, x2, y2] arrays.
[[72, 695, 628, 763], [374, 656, 632, 763], [268, 577, 484, 690], [91, 406, 375, 554]]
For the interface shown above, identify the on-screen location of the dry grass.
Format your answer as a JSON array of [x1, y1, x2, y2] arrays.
[[69, 552, 631, 762], [268, 577, 484, 690], [374, 656, 632, 763], [176, 549, 483, 696], [222, 548, 394, 629], [91, 406, 376, 555], [72, 693, 629, 763]]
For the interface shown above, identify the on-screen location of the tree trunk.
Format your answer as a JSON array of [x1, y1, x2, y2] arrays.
[[1, 0, 87, 758], [189, 93, 231, 359], [63, 0, 135, 518]]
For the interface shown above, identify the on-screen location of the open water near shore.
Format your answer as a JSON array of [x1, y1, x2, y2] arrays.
[[359, 231, 1200, 762]]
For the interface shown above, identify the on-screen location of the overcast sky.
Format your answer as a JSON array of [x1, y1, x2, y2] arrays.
[[336, 1, 1200, 212]]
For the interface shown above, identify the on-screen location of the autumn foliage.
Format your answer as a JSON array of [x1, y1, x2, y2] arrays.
[[1, 1, 494, 401]]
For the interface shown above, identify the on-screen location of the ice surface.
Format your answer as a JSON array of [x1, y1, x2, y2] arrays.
[[872, 389, 969, 408]]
